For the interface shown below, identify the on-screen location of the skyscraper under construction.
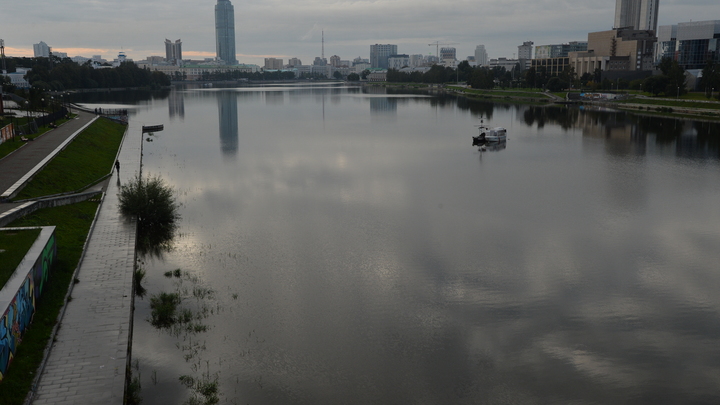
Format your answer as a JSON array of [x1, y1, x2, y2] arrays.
[[215, 0, 237, 65]]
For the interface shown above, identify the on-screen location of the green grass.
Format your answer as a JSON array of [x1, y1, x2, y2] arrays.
[[0, 116, 76, 161], [614, 97, 720, 110], [0, 200, 100, 405], [14, 118, 125, 200], [450, 87, 553, 99], [0, 228, 43, 286]]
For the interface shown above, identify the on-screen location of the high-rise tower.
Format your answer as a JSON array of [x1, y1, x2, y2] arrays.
[[165, 39, 182, 65], [215, 0, 237, 65], [614, 0, 659, 32]]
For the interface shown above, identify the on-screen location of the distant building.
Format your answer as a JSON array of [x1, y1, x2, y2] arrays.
[[165, 39, 182, 65], [287, 57, 302, 67], [370, 44, 397, 69], [352, 57, 369, 66], [440, 47, 456, 63], [614, 0, 659, 32], [264, 58, 283, 70], [655, 20, 720, 70], [475, 45, 489, 66], [570, 28, 656, 75], [33, 41, 51, 58], [313, 57, 327, 66], [534, 42, 587, 59], [518, 41, 534, 60], [388, 54, 410, 69], [329, 55, 341, 67], [53, 52, 68, 59], [531, 57, 571, 76], [489, 58, 528, 72], [215, 0, 237, 65], [367, 69, 387, 82]]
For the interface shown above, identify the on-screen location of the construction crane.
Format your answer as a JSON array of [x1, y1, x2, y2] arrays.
[[428, 41, 458, 59]]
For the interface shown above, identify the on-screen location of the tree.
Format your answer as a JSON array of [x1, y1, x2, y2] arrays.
[[665, 59, 687, 97], [346, 73, 360, 81], [642, 75, 670, 96], [360, 69, 371, 80], [469, 67, 494, 89], [546, 77, 569, 92], [658, 57, 673, 75], [333, 71, 343, 79], [525, 66, 536, 89], [699, 60, 720, 99]]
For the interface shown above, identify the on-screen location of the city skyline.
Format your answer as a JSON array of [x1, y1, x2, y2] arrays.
[[0, 0, 715, 66]]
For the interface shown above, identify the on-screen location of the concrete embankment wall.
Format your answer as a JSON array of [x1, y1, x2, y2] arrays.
[[0, 227, 57, 381]]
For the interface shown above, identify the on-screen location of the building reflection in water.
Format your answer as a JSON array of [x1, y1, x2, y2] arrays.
[[217, 91, 238, 157], [168, 89, 185, 120], [515, 104, 720, 160]]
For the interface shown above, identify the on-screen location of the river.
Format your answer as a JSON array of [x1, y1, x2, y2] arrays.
[[75, 84, 720, 404]]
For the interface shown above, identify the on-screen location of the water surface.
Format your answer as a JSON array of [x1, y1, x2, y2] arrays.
[[79, 85, 720, 404]]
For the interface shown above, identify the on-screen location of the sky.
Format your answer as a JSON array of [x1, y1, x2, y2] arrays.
[[1, 0, 717, 66]]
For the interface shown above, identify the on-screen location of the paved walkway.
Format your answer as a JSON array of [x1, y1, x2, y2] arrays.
[[0, 110, 97, 203], [28, 124, 142, 404]]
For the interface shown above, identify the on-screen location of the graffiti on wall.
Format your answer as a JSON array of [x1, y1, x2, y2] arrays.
[[0, 231, 57, 381], [0, 124, 14, 144]]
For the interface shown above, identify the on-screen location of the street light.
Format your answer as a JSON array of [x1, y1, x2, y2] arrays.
[[676, 86, 679, 99]]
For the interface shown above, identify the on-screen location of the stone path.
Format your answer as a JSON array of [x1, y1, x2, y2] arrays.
[[29, 124, 142, 404], [0, 110, 97, 202]]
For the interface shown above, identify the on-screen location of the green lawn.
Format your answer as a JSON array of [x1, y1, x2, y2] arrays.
[[0, 228, 42, 286], [0, 200, 101, 405], [14, 118, 125, 200], [614, 97, 720, 110]]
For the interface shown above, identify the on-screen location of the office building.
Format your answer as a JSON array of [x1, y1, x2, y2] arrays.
[[370, 44, 398, 69], [388, 54, 410, 69], [570, 28, 656, 75], [475, 45, 488, 66], [440, 47, 456, 62], [329, 55, 341, 67], [614, 0, 659, 32], [655, 20, 720, 69], [287, 57, 302, 67], [535, 42, 587, 59], [165, 39, 182, 65], [215, 0, 237, 65], [33, 41, 51, 58], [264, 58, 283, 70], [518, 41, 534, 60]]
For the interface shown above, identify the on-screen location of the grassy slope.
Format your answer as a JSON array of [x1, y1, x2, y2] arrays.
[[0, 229, 42, 286], [14, 118, 125, 200], [0, 200, 100, 405]]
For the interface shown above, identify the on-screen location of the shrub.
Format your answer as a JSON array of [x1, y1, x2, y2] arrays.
[[118, 174, 179, 255]]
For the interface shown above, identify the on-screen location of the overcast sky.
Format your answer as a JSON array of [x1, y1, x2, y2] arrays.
[[1, 0, 717, 66]]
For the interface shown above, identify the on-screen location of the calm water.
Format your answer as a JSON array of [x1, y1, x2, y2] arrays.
[[77, 85, 720, 404]]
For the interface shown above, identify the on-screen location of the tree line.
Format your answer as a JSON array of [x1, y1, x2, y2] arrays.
[[375, 57, 720, 99], [1, 56, 170, 92]]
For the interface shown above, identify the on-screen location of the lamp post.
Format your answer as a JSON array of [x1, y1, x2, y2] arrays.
[[676, 86, 679, 99]]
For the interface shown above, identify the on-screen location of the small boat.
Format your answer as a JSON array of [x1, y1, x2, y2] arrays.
[[473, 120, 507, 143], [142, 124, 164, 133]]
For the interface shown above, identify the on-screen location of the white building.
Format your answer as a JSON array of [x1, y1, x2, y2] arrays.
[[33, 41, 51, 58], [475, 45, 489, 66], [388, 54, 410, 69], [518, 41, 534, 60]]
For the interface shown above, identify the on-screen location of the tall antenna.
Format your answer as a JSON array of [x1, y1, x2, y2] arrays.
[[322, 30, 324, 60], [0, 39, 6, 73]]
